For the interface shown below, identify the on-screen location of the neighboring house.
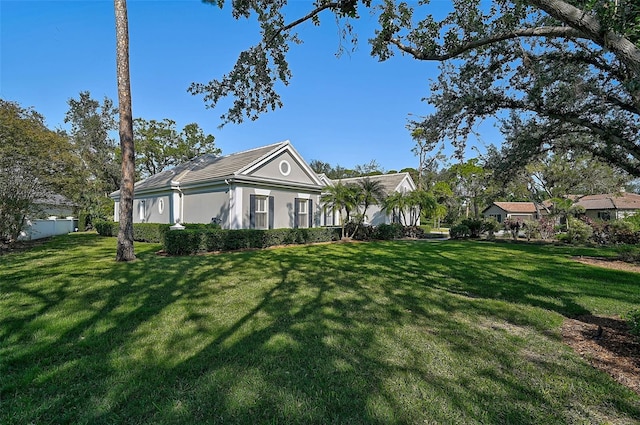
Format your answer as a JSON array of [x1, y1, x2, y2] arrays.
[[482, 202, 545, 223], [573, 192, 640, 221], [35, 193, 76, 218], [110, 141, 324, 229], [320, 172, 417, 226]]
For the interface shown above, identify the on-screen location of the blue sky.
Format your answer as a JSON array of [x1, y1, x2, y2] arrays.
[[1, 0, 500, 172]]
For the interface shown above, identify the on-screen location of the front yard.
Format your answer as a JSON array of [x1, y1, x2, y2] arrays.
[[1, 234, 639, 424]]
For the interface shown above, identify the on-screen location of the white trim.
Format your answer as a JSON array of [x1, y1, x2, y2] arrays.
[[296, 193, 310, 199], [254, 188, 271, 196], [172, 191, 182, 224], [230, 186, 243, 229], [279, 159, 291, 176]]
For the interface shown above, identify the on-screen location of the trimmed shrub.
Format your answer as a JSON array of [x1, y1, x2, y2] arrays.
[[94, 221, 170, 243], [372, 223, 404, 240], [94, 220, 118, 237], [449, 224, 470, 239], [163, 227, 340, 255], [460, 218, 483, 238], [482, 218, 500, 240]]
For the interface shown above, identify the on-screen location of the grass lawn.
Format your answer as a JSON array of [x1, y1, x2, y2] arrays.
[[1, 234, 639, 424]]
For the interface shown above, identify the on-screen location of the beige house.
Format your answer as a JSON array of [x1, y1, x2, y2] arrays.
[[482, 202, 545, 223], [573, 192, 640, 221]]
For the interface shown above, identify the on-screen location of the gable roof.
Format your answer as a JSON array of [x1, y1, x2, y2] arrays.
[[330, 172, 416, 195], [111, 141, 323, 197], [486, 202, 538, 214], [574, 192, 640, 210]]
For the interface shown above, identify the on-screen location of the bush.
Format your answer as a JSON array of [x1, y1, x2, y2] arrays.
[[163, 227, 340, 255], [94, 220, 118, 237], [503, 218, 522, 240], [481, 218, 500, 240], [372, 223, 404, 240], [523, 220, 540, 241], [460, 218, 483, 238], [449, 224, 470, 239], [564, 217, 593, 244], [94, 221, 171, 243], [343, 222, 375, 241], [627, 309, 640, 339]]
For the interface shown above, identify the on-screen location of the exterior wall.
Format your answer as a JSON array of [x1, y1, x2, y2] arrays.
[[133, 195, 172, 224], [250, 151, 316, 185], [241, 186, 321, 229], [584, 209, 637, 221], [396, 178, 414, 193], [182, 189, 229, 224], [367, 205, 387, 225], [482, 205, 507, 223]]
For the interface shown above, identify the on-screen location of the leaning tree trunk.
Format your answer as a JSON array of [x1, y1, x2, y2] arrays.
[[114, 0, 136, 261]]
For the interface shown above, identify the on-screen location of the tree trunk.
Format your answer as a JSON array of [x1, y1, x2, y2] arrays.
[[114, 0, 136, 261]]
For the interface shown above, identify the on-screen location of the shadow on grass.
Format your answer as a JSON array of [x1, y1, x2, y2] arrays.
[[1, 235, 639, 424]]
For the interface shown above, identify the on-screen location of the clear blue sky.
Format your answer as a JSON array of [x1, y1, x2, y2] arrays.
[[1, 0, 499, 172]]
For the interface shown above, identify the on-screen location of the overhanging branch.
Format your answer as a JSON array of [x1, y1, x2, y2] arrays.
[[389, 26, 584, 61]]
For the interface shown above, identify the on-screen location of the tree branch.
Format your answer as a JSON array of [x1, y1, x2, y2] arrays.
[[528, 0, 640, 73], [265, 2, 341, 47], [389, 26, 583, 61]]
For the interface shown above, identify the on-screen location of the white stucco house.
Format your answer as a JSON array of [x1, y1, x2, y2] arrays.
[[110, 141, 420, 230], [110, 141, 324, 229], [319, 172, 418, 226]]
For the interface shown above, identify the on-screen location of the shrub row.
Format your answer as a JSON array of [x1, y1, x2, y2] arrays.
[[94, 221, 171, 243], [163, 227, 341, 255], [342, 222, 429, 241]]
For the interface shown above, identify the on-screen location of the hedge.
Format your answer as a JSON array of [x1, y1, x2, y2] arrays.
[[163, 227, 341, 255], [94, 221, 170, 244]]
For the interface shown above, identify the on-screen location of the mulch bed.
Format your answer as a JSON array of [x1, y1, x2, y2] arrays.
[[562, 315, 639, 395]]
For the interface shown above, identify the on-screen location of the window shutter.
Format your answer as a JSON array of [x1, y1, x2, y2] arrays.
[[268, 196, 274, 229], [249, 194, 255, 229], [294, 197, 300, 228], [308, 199, 313, 228]]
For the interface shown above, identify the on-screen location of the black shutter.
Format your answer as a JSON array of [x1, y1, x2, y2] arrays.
[[268, 196, 274, 229], [294, 198, 300, 228], [308, 199, 313, 228], [249, 194, 255, 229]]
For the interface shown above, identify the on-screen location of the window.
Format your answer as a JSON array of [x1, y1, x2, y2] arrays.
[[296, 198, 308, 228], [489, 213, 502, 223], [597, 211, 611, 221], [250, 194, 273, 229], [324, 206, 334, 226], [279, 160, 291, 176], [255, 196, 268, 229]]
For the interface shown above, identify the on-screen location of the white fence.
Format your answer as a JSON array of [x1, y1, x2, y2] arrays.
[[18, 217, 77, 241]]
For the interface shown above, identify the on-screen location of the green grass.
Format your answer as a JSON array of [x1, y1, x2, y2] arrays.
[[1, 234, 639, 424]]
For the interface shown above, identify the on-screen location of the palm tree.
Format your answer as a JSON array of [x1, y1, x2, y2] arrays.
[[321, 182, 359, 239], [357, 177, 386, 223], [347, 177, 386, 237], [114, 0, 135, 261]]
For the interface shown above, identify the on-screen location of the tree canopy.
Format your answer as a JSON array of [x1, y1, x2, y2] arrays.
[[192, 0, 639, 177], [0, 99, 79, 243], [134, 118, 220, 179]]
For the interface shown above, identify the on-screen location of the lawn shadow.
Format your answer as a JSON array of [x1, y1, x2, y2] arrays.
[[2, 236, 639, 424]]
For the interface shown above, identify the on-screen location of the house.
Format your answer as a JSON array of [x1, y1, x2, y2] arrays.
[[320, 172, 417, 226], [482, 202, 545, 223], [573, 192, 640, 221], [110, 141, 324, 229]]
